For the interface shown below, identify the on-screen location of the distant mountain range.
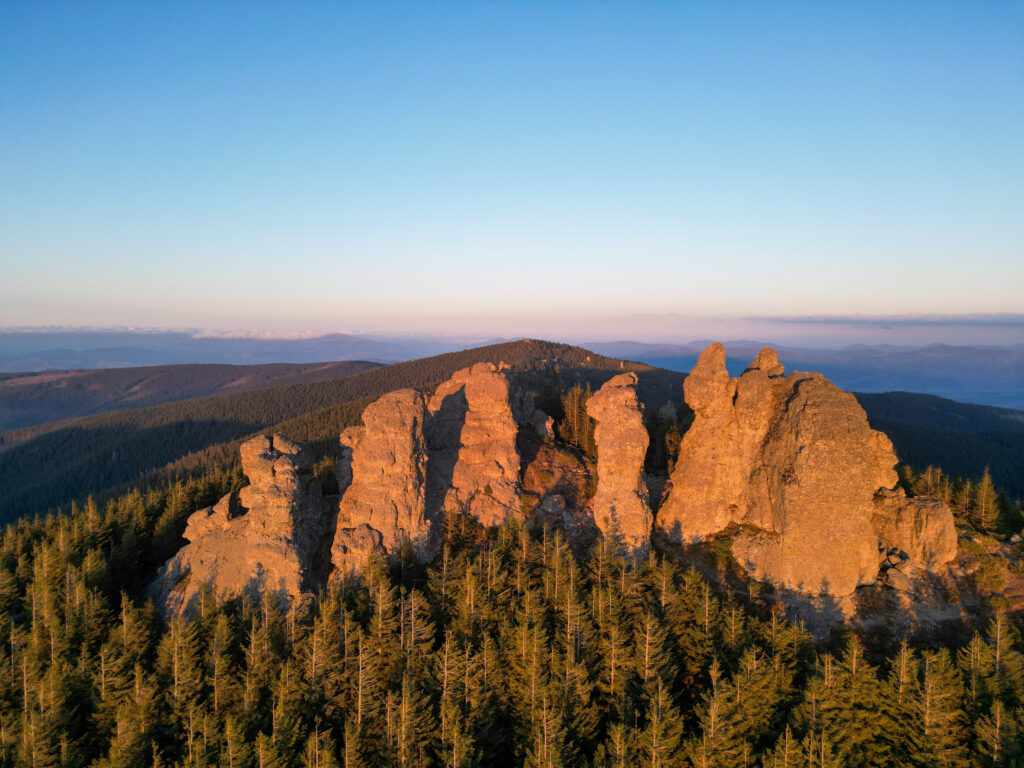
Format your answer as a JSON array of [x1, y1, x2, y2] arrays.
[[0, 329, 483, 370], [2, 330, 1022, 410], [586, 340, 1024, 410]]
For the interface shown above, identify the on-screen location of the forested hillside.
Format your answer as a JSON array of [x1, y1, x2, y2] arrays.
[[0, 474, 1020, 768], [0, 341, 677, 523], [856, 392, 1024, 499], [0, 360, 382, 432]]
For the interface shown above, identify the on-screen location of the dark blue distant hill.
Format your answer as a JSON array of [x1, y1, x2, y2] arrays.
[[587, 341, 1024, 410]]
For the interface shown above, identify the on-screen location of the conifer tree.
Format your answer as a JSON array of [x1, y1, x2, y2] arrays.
[[524, 695, 567, 768], [974, 699, 1022, 768], [637, 677, 683, 768], [954, 480, 974, 526], [914, 649, 969, 768], [341, 717, 366, 768], [975, 468, 999, 532], [594, 720, 636, 768], [396, 670, 434, 768], [815, 638, 899, 767]]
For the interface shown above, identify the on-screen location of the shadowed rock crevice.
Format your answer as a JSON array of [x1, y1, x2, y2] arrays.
[[423, 386, 468, 521]]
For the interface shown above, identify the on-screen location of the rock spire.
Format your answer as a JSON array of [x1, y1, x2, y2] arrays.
[[150, 433, 327, 616], [331, 389, 432, 576], [586, 372, 652, 550]]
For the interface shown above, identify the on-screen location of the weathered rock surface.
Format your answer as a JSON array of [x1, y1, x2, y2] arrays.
[[426, 363, 522, 527], [873, 490, 959, 571], [330, 363, 544, 575], [331, 389, 431, 576], [657, 344, 957, 596], [151, 433, 326, 616], [586, 373, 652, 550]]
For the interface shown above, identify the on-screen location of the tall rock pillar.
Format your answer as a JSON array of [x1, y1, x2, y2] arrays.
[[586, 372, 652, 550]]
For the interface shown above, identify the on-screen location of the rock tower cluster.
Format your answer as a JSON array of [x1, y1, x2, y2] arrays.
[[152, 363, 551, 615], [152, 346, 959, 617], [657, 344, 956, 595]]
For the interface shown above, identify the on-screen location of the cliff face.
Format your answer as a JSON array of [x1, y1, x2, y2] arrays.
[[586, 373, 652, 550], [150, 433, 327, 617], [656, 344, 958, 596]]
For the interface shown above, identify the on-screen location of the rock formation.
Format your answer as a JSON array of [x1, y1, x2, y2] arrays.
[[151, 344, 955, 607], [151, 433, 326, 616], [426, 363, 522, 527], [331, 389, 431, 576], [329, 362, 542, 576], [586, 373, 652, 550], [657, 344, 957, 596]]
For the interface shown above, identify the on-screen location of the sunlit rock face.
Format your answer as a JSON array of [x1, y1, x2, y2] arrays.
[[586, 372, 652, 551], [331, 389, 431, 577], [150, 433, 327, 617], [331, 362, 547, 575], [426, 363, 522, 528], [657, 344, 957, 596]]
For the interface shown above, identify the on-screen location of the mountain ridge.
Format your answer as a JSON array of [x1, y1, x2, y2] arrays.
[[0, 360, 382, 431], [0, 340, 673, 522]]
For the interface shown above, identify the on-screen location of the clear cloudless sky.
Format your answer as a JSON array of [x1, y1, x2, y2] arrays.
[[1, 1, 1022, 340]]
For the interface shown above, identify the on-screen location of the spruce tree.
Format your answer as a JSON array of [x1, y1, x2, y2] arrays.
[[914, 649, 969, 768]]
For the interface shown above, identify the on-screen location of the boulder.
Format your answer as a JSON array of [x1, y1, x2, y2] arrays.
[[331, 524, 385, 577], [331, 389, 432, 576], [657, 344, 958, 597], [150, 433, 326, 617], [885, 567, 916, 593], [872, 490, 958, 572], [586, 373, 652, 550]]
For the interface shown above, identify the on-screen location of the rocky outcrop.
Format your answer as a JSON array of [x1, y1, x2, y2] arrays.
[[331, 389, 431, 576], [586, 373, 651, 550], [151, 433, 326, 616], [426, 363, 522, 527], [657, 344, 957, 596]]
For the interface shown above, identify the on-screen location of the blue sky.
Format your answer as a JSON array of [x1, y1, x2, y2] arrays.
[[1, 2, 1022, 342]]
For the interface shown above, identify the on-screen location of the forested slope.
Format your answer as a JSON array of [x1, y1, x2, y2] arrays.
[[0, 359, 381, 431], [856, 392, 1024, 498], [0, 476, 1020, 768]]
